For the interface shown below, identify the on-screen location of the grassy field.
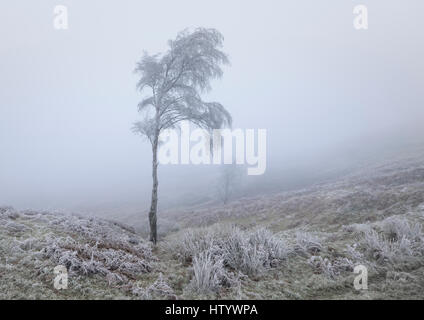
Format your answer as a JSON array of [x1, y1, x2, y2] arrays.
[[1, 153, 424, 299]]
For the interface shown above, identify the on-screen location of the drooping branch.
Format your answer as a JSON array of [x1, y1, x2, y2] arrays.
[[133, 28, 232, 140]]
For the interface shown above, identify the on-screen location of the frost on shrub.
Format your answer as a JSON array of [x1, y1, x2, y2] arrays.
[[344, 216, 424, 267], [173, 225, 290, 282], [4, 221, 30, 234], [223, 227, 289, 276], [0, 208, 156, 292], [250, 228, 289, 262], [0, 206, 19, 220], [132, 273, 176, 299], [18, 237, 40, 251], [39, 214, 155, 285], [175, 228, 220, 264], [43, 235, 152, 283], [362, 228, 419, 264], [189, 250, 227, 293], [382, 216, 423, 243], [345, 243, 365, 264], [295, 230, 322, 255], [224, 230, 263, 276], [308, 255, 354, 279], [308, 256, 337, 279], [342, 223, 372, 235]]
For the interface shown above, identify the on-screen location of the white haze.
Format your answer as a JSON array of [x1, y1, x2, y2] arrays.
[[1, 0, 423, 215]]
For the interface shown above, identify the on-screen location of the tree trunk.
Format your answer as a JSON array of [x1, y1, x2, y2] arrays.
[[148, 133, 159, 244]]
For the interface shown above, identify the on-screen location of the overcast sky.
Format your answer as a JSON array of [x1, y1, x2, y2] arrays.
[[1, 0, 423, 213]]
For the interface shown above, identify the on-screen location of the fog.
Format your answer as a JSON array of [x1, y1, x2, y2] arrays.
[[1, 0, 423, 216]]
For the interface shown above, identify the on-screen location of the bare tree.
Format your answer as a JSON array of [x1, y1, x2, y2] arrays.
[[133, 28, 232, 244]]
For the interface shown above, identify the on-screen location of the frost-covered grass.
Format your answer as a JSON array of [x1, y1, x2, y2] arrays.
[[132, 273, 176, 300], [295, 230, 322, 255], [171, 224, 290, 275], [360, 217, 424, 265], [0, 207, 157, 299], [1, 201, 424, 299], [188, 250, 236, 294], [1, 154, 424, 299], [42, 213, 154, 283], [164, 224, 290, 296]]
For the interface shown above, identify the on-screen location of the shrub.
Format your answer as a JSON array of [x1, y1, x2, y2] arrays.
[[342, 223, 372, 234], [132, 273, 176, 299], [382, 216, 423, 242], [0, 206, 19, 220], [223, 229, 265, 276], [223, 227, 289, 275], [172, 225, 290, 279], [308, 255, 354, 279], [175, 227, 222, 263], [362, 229, 417, 264], [295, 230, 322, 255], [345, 243, 365, 263], [44, 237, 151, 282], [190, 250, 227, 293], [308, 256, 338, 279]]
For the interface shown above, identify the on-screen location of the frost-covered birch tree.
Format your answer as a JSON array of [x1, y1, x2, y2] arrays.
[[133, 28, 232, 244], [217, 164, 242, 205]]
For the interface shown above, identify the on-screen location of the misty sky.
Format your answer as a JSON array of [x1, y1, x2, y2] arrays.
[[1, 0, 423, 213]]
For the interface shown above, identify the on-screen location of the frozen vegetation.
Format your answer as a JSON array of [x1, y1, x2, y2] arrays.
[[0, 208, 155, 299], [1, 153, 424, 299]]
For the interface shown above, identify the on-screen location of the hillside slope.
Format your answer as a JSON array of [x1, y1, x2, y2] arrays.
[[1, 152, 424, 299]]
